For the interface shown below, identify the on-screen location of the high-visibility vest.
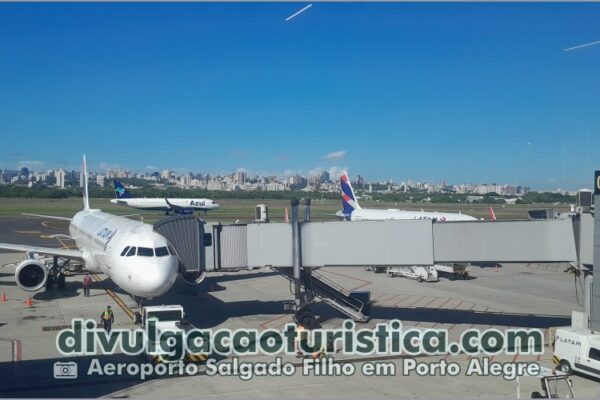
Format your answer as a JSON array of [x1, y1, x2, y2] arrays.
[[102, 311, 113, 320]]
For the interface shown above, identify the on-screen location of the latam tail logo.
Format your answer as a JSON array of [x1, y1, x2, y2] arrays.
[[340, 172, 360, 217]]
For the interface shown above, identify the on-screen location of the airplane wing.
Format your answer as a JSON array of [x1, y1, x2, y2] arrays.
[[0, 243, 83, 260], [22, 213, 72, 221], [165, 198, 193, 214]]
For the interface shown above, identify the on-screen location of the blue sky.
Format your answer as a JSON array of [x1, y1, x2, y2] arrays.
[[0, 3, 599, 189]]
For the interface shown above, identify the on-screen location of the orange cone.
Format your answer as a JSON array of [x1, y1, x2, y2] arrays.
[[1, 291, 6, 302], [24, 296, 33, 307]]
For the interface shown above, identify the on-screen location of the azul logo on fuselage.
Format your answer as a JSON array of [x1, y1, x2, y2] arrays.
[[190, 200, 206, 207], [96, 228, 118, 248]]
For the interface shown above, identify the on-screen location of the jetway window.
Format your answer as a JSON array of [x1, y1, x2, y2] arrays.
[[126, 247, 136, 257], [120, 246, 130, 256], [137, 247, 154, 257], [155, 247, 169, 257], [203, 233, 212, 247], [590, 348, 600, 362]]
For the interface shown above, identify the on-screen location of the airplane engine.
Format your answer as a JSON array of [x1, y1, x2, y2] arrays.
[[15, 260, 48, 291], [180, 270, 206, 286]]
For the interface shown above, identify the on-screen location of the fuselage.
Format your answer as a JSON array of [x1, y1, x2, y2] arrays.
[[344, 208, 478, 222], [110, 198, 219, 211], [69, 209, 179, 298]]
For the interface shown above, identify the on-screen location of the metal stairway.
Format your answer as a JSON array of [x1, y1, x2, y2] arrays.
[[273, 267, 371, 322]]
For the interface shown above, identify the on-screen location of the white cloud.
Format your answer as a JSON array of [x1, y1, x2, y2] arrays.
[[323, 150, 346, 161], [283, 169, 303, 177], [17, 160, 46, 170], [307, 166, 347, 179], [145, 165, 158, 170], [308, 168, 323, 176], [97, 161, 121, 171], [327, 166, 348, 180]]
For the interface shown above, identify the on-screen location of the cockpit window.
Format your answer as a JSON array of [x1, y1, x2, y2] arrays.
[[137, 247, 154, 257], [126, 247, 136, 257], [155, 247, 169, 257], [120, 246, 130, 256]]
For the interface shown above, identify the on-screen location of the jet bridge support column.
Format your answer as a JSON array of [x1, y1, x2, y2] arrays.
[[291, 199, 302, 307], [591, 171, 600, 331]]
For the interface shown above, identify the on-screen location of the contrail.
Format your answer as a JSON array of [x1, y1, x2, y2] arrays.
[[285, 4, 312, 22], [563, 40, 600, 52]]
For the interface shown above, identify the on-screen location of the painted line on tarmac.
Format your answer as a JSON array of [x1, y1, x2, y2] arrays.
[[0, 337, 22, 361], [90, 274, 135, 321]]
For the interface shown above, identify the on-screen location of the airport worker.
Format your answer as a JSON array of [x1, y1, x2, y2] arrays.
[[100, 305, 115, 333], [311, 342, 327, 359], [82, 273, 92, 297], [295, 323, 307, 358]]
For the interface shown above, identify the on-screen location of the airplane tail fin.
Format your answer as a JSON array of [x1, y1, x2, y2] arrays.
[[340, 171, 361, 216], [81, 155, 90, 210], [488, 207, 496, 221], [113, 180, 131, 199]]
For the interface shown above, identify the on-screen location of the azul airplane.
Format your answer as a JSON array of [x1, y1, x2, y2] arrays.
[[110, 180, 219, 215], [337, 171, 478, 222], [0, 156, 183, 299]]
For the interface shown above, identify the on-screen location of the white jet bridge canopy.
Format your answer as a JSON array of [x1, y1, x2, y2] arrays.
[[205, 218, 577, 270]]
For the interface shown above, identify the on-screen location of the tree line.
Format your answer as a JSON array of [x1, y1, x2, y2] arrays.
[[0, 184, 575, 204]]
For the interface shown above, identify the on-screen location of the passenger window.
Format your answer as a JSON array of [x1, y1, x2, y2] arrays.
[[155, 247, 169, 257], [137, 247, 154, 257], [120, 246, 130, 256], [590, 347, 600, 361], [126, 247, 136, 257]]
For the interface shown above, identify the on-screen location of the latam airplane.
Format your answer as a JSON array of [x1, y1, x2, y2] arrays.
[[110, 180, 219, 215], [337, 171, 477, 222], [0, 156, 188, 300]]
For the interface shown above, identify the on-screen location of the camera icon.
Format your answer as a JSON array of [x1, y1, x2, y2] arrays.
[[53, 361, 78, 379]]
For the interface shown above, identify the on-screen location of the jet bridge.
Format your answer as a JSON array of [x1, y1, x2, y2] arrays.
[[207, 218, 577, 269], [198, 201, 579, 325]]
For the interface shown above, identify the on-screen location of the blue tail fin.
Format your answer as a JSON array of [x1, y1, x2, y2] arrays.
[[340, 171, 360, 217], [113, 180, 131, 199]]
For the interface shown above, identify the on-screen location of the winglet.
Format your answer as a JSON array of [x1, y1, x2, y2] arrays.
[[82, 155, 90, 210]]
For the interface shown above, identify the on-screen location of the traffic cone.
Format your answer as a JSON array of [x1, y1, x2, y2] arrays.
[[1, 291, 6, 302], [24, 296, 33, 307], [284, 207, 289, 223]]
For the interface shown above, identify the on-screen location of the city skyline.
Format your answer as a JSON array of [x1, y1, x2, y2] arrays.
[[1, 3, 599, 190], [1, 162, 547, 196]]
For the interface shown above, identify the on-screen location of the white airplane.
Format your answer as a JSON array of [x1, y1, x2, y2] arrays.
[[0, 156, 185, 300], [110, 180, 219, 215], [337, 171, 477, 222]]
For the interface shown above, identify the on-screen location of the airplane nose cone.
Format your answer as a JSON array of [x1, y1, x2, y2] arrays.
[[134, 258, 179, 298]]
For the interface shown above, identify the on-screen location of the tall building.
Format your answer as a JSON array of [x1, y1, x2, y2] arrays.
[[161, 170, 171, 180], [234, 171, 247, 184], [96, 175, 105, 187], [56, 169, 66, 189], [320, 171, 330, 184]]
